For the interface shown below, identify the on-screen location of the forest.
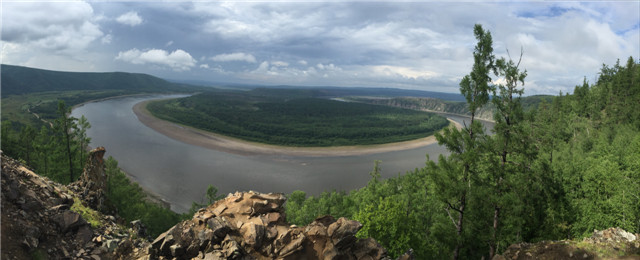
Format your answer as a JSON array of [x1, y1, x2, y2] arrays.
[[147, 90, 449, 146], [285, 25, 640, 259]]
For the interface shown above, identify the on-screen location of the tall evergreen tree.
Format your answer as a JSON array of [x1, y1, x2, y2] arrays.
[[55, 101, 77, 183], [487, 50, 529, 258], [427, 24, 496, 259]]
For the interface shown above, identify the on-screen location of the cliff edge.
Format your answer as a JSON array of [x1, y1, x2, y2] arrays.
[[1, 149, 410, 259]]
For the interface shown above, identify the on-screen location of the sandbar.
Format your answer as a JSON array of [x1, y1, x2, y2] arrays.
[[133, 100, 462, 157]]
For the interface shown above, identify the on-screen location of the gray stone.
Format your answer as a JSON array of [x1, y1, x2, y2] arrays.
[[53, 210, 88, 233], [170, 244, 184, 257], [207, 217, 231, 242]]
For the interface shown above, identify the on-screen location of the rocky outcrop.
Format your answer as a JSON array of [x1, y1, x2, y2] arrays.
[[72, 147, 109, 212], [0, 151, 146, 260], [145, 191, 405, 260], [1, 150, 410, 260], [493, 227, 640, 260]]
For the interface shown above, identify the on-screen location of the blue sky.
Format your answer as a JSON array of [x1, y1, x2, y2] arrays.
[[2, 1, 638, 95]]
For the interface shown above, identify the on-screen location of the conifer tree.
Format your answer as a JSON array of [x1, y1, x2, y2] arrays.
[[487, 49, 529, 258], [55, 101, 77, 183], [427, 24, 496, 259]]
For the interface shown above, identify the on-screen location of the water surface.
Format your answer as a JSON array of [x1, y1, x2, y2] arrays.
[[72, 94, 491, 212]]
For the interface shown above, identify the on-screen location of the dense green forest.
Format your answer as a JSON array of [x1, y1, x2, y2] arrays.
[[0, 64, 205, 128], [0, 64, 195, 97], [147, 90, 449, 146], [285, 25, 640, 259]]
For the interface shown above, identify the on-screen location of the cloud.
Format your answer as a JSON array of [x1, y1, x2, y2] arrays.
[[116, 11, 143, 27], [271, 61, 289, 67], [101, 34, 113, 44], [115, 48, 197, 71], [2, 1, 637, 94], [210, 52, 257, 63], [2, 1, 102, 53]]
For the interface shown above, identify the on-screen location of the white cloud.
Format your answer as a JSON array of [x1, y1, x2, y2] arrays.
[[115, 48, 197, 71], [371, 66, 438, 80], [101, 34, 113, 44], [200, 64, 210, 69], [165, 41, 174, 47], [210, 52, 257, 63], [2, 1, 103, 54], [116, 11, 143, 27]]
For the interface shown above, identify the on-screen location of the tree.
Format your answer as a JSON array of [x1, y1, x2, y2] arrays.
[[55, 100, 78, 183], [18, 125, 37, 166], [487, 49, 529, 258], [427, 24, 496, 259], [76, 115, 92, 167]]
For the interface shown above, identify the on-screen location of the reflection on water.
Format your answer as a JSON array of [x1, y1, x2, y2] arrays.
[[72, 94, 492, 212]]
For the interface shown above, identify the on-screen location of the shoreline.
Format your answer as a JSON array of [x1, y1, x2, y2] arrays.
[[132, 99, 463, 157]]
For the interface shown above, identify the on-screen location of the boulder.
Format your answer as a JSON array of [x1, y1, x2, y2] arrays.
[[145, 191, 395, 260]]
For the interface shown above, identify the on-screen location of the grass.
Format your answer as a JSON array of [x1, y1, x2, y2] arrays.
[[70, 197, 103, 229]]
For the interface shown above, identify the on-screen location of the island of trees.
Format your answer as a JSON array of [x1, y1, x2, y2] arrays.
[[146, 90, 450, 146]]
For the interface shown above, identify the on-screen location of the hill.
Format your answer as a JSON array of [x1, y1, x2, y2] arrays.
[[0, 64, 206, 127], [0, 64, 197, 97]]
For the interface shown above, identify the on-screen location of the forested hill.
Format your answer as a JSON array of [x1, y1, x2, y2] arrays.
[[1, 64, 196, 97], [351, 95, 551, 121]]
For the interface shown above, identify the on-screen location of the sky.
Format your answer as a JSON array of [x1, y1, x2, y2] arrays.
[[2, 1, 639, 95]]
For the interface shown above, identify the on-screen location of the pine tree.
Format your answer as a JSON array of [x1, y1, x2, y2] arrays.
[[54, 101, 78, 184], [427, 24, 496, 259], [487, 49, 529, 258]]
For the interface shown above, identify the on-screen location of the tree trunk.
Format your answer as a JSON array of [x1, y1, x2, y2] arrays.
[[64, 123, 73, 183]]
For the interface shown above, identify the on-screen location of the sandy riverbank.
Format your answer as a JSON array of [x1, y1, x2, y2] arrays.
[[133, 100, 462, 157]]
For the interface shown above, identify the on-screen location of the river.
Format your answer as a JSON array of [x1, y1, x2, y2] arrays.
[[71, 94, 492, 213]]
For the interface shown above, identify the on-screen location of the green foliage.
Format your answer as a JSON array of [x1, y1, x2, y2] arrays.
[[183, 184, 226, 219], [285, 190, 356, 226], [2, 101, 90, 184], [105, 156, 182, 237], [147, 90, 449, 147], [71, 197, 103, 228], [284, 35, 639, 260]]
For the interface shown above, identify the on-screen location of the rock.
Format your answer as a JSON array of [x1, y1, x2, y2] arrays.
[[221, 235, 243, 258], [130, 219, 148, 238], [76, 225, 94, 244], [53, 210, 88, 233], [207, 217, 232, 242], [105, 239, 120, 252], [139, 191, 397, 260], [170, 244, 185, 257], [75, 147, 108, 211], [241, 224, 266, 249]]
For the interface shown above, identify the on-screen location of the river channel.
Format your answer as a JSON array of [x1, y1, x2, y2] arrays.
[[72, 94, 492, 212]]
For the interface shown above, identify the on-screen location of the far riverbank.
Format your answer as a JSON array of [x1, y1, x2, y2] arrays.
[[133, 100, 463, 157]]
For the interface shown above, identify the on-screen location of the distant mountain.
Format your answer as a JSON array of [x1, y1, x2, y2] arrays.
[[170, 78, 467, 102], [1, 64, 199, 97]]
